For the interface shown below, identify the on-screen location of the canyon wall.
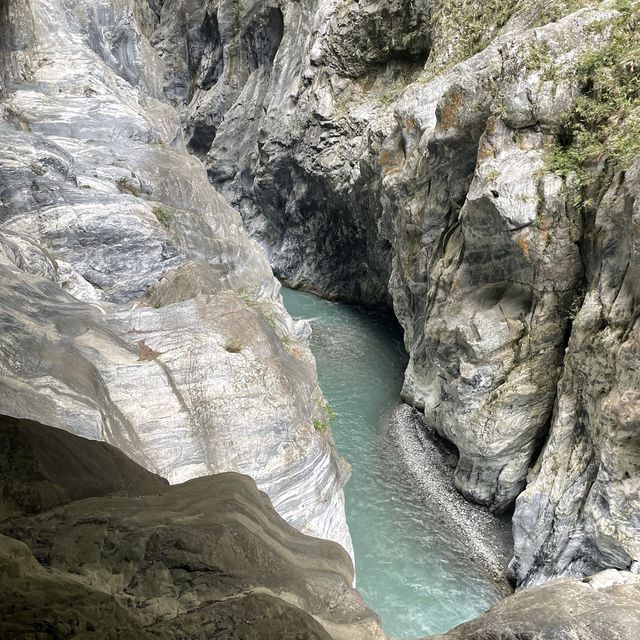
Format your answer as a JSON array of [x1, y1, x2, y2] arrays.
[[0, 0, 353, 557], [177, 0, 640, 586], [1, 0, 638, 600]]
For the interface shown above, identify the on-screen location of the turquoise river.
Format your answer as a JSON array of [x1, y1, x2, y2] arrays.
[[282, 287, 502, 639]]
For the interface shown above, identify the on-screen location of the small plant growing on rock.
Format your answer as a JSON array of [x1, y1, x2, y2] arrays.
[[313, 399, 337, 432], [152, 205, 171, 229], [549, 1, 640, 189], [236, 286, 257, 305], [224, 339, 243, 353], [313, 419, 328, 433]]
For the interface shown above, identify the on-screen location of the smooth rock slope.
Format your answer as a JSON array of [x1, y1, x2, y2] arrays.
[[0, 0, 352, 556]]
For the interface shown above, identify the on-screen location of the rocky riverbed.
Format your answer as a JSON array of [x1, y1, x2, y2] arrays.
[[388, 404, 512, 593]]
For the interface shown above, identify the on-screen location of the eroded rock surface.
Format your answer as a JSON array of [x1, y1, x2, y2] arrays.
[[511, 163, 640, 585], [428, 570, 640, 640], [0, 421, 382, 640], [174, 0, 640, 585], [0, 0, 352, 556], [1, 482, 379, 640]]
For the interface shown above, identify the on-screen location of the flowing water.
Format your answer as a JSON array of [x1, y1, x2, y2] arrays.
[[282, 287, 502, 639]]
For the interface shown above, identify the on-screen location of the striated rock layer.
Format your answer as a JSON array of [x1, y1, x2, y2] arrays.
[[176, 0, 640, 585], [511, 163, 640, 585], [0, 419, 383, 640], [0, 0, 352, 557]]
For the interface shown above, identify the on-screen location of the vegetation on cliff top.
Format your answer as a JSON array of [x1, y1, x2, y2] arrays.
[[429, 0, 640, 192], [428, 0, 593, 71], [551, 0, 640, 181]]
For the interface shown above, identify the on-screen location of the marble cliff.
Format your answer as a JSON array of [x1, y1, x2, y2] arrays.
[[176, 0, 640, 588], [1, 0, 640, 638], [0, 0, 352, 556]]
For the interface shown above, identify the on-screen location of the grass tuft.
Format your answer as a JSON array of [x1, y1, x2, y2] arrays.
[[549, 1, 640, 185], [152, 205, 171, 229]]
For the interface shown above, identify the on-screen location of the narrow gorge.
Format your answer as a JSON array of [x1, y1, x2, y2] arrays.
[[1, 0, 640, 639]]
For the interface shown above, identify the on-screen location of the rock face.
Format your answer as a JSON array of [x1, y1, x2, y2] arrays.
[[0, 415, 168, 520], [0, 0, 352, 556], [0, 420, 383, 640], [154, 0, 433, 304], [429, 570, 640, 640], [2, 0, 640, 614], [175, 0, 640, 585], [510, 163, 640, 585]]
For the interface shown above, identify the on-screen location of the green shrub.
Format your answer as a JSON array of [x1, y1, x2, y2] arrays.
[[428, 0, 518, 70], [428, 1, 596, 76], [236, 286, 257, 305], [152, 205, 171, 229], [550, 1, 640, 184], [313, 420, 328, 433], [313, 399, 337, 433]]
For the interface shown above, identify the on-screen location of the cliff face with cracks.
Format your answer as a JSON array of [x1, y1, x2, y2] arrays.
[[3, 0, 640, 618], [0, 0, 353, 557], [176, 0, 640, 587]]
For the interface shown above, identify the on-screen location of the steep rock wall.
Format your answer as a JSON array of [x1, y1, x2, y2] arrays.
[[154, 0, 433, 305], [511, 163, 640, 585], [0, 0, 353, 557], [178, 0, 640, 585]]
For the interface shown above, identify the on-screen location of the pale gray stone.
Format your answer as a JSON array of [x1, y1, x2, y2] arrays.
[[0, 0, 353, 559]]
